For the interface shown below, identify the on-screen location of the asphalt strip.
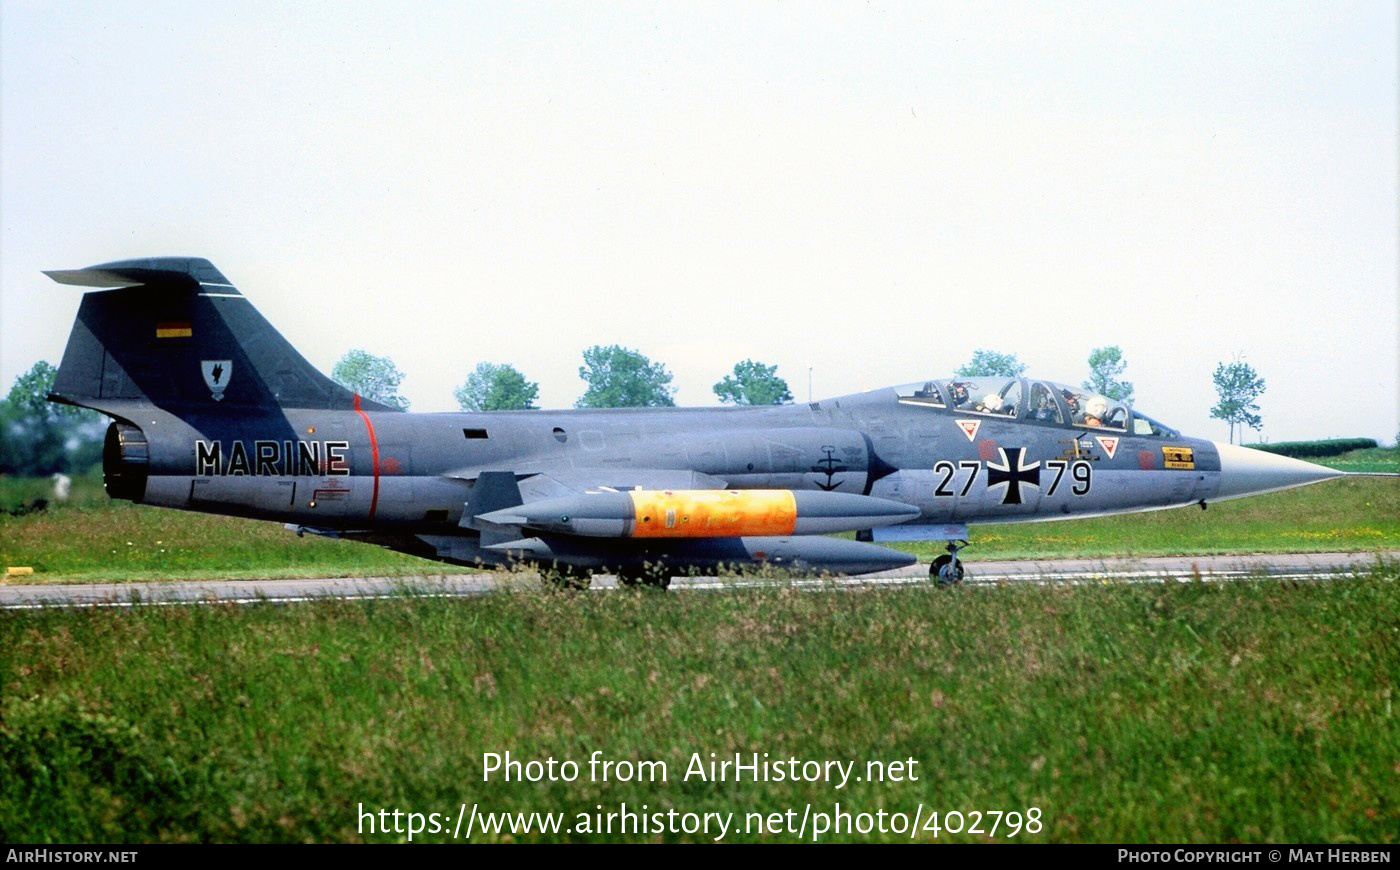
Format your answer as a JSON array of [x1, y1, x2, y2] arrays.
[[0, 551, 1395, 610]]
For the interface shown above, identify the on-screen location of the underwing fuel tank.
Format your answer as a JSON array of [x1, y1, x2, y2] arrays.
[[477, 489, 921, 539]]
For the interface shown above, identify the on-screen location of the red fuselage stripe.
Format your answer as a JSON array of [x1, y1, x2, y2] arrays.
[[353, 394, 381, 519]]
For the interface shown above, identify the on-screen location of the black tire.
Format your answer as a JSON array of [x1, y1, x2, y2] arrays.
[[931, 554, 964, 586]]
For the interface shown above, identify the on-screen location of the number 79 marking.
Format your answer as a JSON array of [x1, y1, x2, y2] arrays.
[[1045, 460, 1092, 496]]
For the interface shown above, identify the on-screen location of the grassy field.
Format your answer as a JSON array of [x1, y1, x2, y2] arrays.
[[1311, 445, 1400, 474], [2, 570, 1396, 843], [2, 449, 1396, 843], [3, 447, 1396, 583]]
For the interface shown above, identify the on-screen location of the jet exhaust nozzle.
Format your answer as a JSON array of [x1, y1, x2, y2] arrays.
[[103, 422, 149, 502]]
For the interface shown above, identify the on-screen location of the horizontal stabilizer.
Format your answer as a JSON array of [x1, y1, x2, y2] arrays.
[[45, 257, 234, 291]]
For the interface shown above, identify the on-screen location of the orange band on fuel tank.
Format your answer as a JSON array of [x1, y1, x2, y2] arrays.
[[628, 490, 798, 538]]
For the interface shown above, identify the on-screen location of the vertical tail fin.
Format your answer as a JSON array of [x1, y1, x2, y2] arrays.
[[46, 257, 392, 415]]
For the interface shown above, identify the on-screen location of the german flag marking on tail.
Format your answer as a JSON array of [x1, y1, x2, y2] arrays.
[[155, 322, 192, 338]]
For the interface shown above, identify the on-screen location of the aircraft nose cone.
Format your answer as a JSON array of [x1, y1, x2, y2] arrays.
[[1212, 442, 1343, 500]]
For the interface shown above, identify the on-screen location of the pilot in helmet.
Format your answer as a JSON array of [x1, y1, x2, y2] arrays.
[[1083, 396, 1108, 427]]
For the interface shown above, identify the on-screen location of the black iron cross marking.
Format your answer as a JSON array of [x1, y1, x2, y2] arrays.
[[985, 447, 1041, 505]]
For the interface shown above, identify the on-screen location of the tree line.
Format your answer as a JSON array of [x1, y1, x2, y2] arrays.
[[331, 345, 793, 412], [1, 345, 1269, 477], [336, 344, 1267, 443], [949, 346, 1265, 444]]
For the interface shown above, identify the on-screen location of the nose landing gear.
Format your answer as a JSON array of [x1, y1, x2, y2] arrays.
[[930, 539, 967, 586]]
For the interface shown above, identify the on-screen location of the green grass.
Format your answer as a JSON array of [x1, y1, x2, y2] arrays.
[[3, 450, 1396, 843], [1315, 446, 1400, 474], [3, 570, 1397, 842]]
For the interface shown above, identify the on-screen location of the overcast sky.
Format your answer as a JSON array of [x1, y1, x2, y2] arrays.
[[3, 1, 1396, 443]]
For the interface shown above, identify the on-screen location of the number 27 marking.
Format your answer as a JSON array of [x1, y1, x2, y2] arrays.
[[933, 460, 981, 497]]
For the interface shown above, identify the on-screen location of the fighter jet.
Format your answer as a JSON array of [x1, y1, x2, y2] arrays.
[[44, 258, 1343, 588]]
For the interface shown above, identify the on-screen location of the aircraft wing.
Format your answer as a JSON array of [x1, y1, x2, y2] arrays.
[[516, 468, 730, 501], [456, 463, 914, 536], [445, 464, 919, 577], [444, 465, 727, 502], [449, 466, 727, 536]]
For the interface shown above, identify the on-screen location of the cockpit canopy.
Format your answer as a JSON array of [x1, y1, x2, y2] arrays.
[[894, 377, 1179, 438]]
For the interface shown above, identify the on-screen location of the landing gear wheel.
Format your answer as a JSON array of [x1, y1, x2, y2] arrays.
[[930, 540, 968, 586], [541, 564, 592, 591], [931, 555, 964, 586]]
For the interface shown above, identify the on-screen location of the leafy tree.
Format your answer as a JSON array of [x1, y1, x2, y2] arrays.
[[455, 362, 539, 412], [331, 349, 410, 411], [7, 360, 61, 418], [0, 361, 103, 476], [1210, 357, 1266, 444], [575, 345, 676, 408], [1083, 346, 1135, 404], [713, 360, 793, 406], [954, 349, 1027, 378], [0, 399, 68, 477]]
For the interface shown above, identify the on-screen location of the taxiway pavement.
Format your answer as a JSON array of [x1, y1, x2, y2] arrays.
[[1, 551, 1394, 609]]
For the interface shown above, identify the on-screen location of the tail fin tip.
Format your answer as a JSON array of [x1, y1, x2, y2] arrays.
[[45, 257, 234, 292], [46, 255, 370, 413]]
